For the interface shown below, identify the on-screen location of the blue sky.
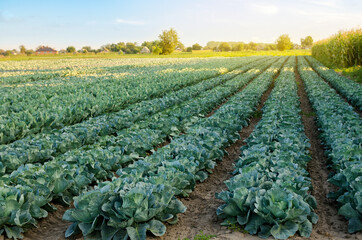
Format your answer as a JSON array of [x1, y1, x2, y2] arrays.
[[0, 0, 361, 50]]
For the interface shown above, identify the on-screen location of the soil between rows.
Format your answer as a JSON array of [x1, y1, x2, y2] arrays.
[[23, 204, 69, 240], [154, 59, 362, 240], [153, 60, 283, 240], [293, 58, 362, 240], [17, 57, 362, 240], [19, 59, 279, 240]]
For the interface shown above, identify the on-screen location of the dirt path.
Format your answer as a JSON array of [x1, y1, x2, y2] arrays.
[[294, 58, 361, 240], [155, 117, 261, 240], [23, 205, 69, 240], [156, 63, 282, 240]]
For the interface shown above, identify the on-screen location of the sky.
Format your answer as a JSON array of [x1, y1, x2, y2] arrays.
[[0, 0, 361, 50]]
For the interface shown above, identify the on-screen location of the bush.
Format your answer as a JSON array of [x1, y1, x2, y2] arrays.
[[276, 34, 292, 51], [192, 43, 202, 50], [218, 42, 231, 52]]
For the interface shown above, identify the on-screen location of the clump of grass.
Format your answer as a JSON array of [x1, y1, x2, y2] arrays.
[[253, 110, 262, 118], [336, 65, 362, 84], [301, 111, 316, 117], [227, 222, 248, 233], [181, 231, 216, 240]]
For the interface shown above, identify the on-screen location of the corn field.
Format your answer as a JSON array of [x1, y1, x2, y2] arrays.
[[312, 28, 362, 68]]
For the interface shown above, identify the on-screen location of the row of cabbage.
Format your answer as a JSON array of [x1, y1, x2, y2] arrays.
[[58, 57, 287, 240], [0, 57, 281, 239], [0, 58, 239, 110], [0, 57, 272, 174], [0, 57, 196, 71], [0, 57, 239, 141], [305, 56, 362, 110], [0, 57, 257, 144], [39, 56, 278, 183], [216, 57, 318, 239], [298, 56, 362, 233], [0, 58, 205, 85]]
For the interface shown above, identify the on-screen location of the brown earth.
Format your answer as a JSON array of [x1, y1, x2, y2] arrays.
[[152, 60, 282, 240], [19, 59, 279, 240], [153, 112, 263, 240], [23, 205, 69, 240], [294, 58, 360, 240], [14, 57, 362, 240], [152, 58, 362, 240]]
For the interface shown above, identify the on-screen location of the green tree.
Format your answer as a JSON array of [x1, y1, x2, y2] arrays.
[[176, 42, 185, 51], [232, 43, 244, 51], [218, 42, 231, 52], [192, 43, 202, 50], [25, 50, 34, 56], [152, 45, 162, 55], [117, 42, 126, 50], [141, 41, 153, 50], [266, 44, 277, 50], [19, 45, 26, 54], [186, 47, 193, 52], [248, 42, 257, 50], [82, 46, 91, 52], [122, 42, 140, 54], [142, 41, 160, 52], [109, 44, 121, 52], [4, 50, 13, 56], [276, 34, 293, 51], [206, 41, 219, 49], [66, 46, 76, 53], [158, 28, 180, 55], [301, 36, 313, 49]]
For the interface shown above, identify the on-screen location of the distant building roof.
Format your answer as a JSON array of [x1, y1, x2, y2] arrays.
[[140, 46, 151, 54], [36, 46, 57, 52], [100, 48, 110, 53]]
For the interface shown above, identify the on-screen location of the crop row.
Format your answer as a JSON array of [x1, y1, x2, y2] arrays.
[[305, 56, 362, 110], [0, 58, 204, 86], [0, 57, 197, 72], [297, 56, 361, 233], [59, 57, 287, 240], [0, 57, 284, 239], [0, 57, 272, 174], [216, 57, 317, 239], [50, 56, 278, 182], [0, 57, 258, 144], [3, 56, 278, 199]]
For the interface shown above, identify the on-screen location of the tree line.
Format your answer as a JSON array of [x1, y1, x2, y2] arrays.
[[0, 29, 313, 56], [207, 35, 313, 51]]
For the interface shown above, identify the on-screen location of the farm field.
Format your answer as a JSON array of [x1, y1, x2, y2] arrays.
[[0, 49, 311, 61], [0, 56, 361, 240]]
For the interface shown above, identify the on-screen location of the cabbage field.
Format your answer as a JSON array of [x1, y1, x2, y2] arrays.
[[0, 56, 361, 240]]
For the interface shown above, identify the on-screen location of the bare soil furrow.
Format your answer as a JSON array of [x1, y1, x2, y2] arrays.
[[156, 59, 286, 240], [294, 57, 360, 240], [21, 58, 282, 240]]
